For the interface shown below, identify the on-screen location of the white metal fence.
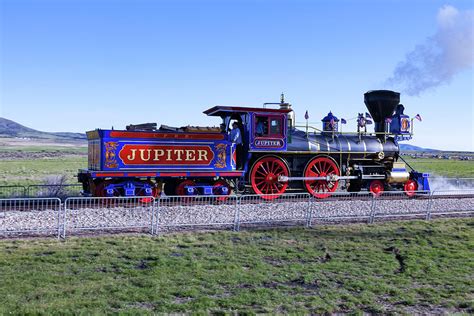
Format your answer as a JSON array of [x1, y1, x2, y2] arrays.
[[0, 190, 473, 239]]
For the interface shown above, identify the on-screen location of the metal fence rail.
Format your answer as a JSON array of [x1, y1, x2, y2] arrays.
[[0, 198, 62, 237], [0, 190, 473, 239], [156, 195, 238, 232], [238, 193, 311, 229], [62, 197, 155, 238], [0, 185, 27, 198]]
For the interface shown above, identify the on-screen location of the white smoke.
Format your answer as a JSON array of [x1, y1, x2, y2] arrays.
[[429, 176, 474, 194], [386, 5, 474, 95]]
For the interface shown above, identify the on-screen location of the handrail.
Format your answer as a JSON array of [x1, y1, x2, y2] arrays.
[[293, 125, 413, 137]]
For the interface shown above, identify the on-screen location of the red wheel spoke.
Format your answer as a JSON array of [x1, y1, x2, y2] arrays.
[[323, 183, 330, 192], [312, 164, 321, 175], [265, 162, 271, 174], [256, 169, 267, 177], [270, 161, 276, 174]]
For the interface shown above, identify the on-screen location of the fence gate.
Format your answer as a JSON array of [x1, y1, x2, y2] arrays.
[[0, 198, 62, 237], [62, 196, 155, 238]]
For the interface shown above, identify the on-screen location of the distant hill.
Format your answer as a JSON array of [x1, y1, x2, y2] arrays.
[[0, 117, 86, 142], [399, 144, 438, 152]]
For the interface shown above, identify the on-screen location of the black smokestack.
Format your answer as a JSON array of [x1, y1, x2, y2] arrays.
[[364, 90, 400, 134]]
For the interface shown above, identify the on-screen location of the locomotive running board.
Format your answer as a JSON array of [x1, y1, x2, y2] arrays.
[[279, 175, 358, 182], [279, 175, 385, 182]]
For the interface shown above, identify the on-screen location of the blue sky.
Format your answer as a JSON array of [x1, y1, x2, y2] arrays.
[[1, 0, 473, 151]]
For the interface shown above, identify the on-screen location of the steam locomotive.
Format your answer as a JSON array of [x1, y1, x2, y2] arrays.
[[78, 90, 430, 199]]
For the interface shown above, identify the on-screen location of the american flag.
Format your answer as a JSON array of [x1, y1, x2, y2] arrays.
[[304, 110, 309, 120], [366, 119, 373, 125], [365, 112, 372, 119], [341, 118, 347, 124], [415, 114, 422, 121]]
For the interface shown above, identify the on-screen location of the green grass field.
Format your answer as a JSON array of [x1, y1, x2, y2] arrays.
[[0, 157, 86, 186], [1, 218, 472, 314], [404, 158, 474, 178]]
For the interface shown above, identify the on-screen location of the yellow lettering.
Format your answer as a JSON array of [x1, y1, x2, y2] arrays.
[[153, 149, 165, 161], [198, 150, 208, 161], [186, 150, 195, 161], [140, 149, 151, 161], [175, 149, 184, 161], [166, 149, 173, 161], [127, 149, 137, 161]]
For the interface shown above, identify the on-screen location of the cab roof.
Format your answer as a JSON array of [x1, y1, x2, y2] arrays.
[[204, 105, 292, 117]]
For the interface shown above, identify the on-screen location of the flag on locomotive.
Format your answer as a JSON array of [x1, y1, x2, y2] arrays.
[[78, 90, 429, 200]]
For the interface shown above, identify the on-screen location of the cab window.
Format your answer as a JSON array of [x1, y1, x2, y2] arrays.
[[270, 118, 282, 135], [254, 115, 283, 137]]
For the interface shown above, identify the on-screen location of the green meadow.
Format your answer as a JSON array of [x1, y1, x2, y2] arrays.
[[0, 219, 472, 314], [0, 156, 86, 186], [404, 158, 474, 178]]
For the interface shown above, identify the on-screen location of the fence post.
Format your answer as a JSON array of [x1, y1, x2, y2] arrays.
[[233, 196, 241, 232], [369, 194, 376, 224], [154, 198, 160, 235], [306, 195, 313, 228], [426, 190, 434, 221], [56, 198, 62, 239], [149, 197, 155, 235], [62, 198, 69, 239]]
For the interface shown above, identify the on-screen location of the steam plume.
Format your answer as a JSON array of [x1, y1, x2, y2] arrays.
[[386, 5, 474, 95]]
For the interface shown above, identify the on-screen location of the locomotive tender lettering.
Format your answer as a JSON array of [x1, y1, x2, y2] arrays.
[[126, 149, 137, 161], [198, 150, 208, 161], [175, 149, 185, 161], [119, 145, 214, 165]]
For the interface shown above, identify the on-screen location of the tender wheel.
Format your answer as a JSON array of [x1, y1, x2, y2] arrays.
[[176, 179, 197, 196], [304, 156, 340, 199], [213, 179, 232, 201], [137, 180, 161, 202], [404, 179, 418, 197], [369, 180, 384, 196], [250, 156, 289, 200], [94, 180, 117, 197]]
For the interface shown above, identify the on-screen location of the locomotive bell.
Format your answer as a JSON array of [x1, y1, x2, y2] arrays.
[[364, 90, 400, 134]]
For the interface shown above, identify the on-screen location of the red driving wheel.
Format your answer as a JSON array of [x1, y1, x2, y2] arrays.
[[175, 180, 197, 196], [250, 156, 289, 200], [304, 156, 340, 199], [213, 179, 232, 201], [369, 180, 384, 196], [404, 179, 418, 197]]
